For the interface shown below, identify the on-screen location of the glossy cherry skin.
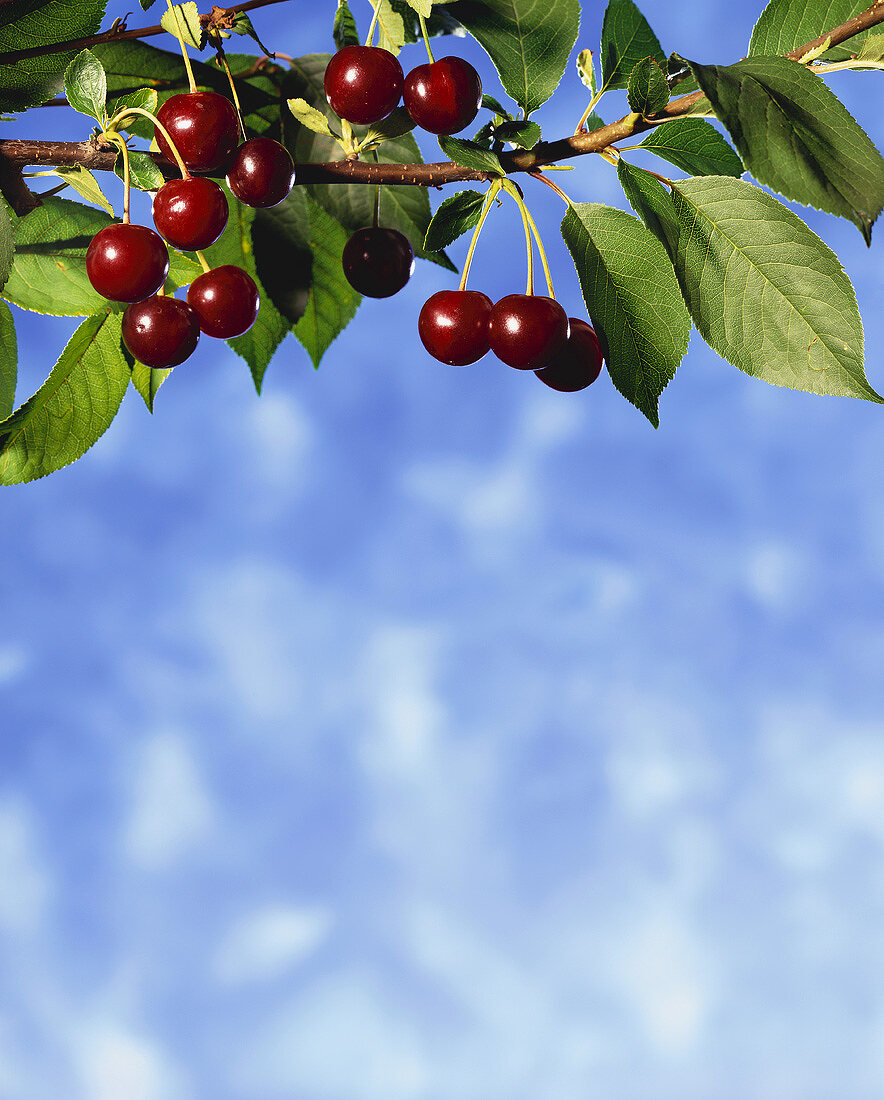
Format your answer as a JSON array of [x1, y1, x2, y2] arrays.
[[488, 294, 569, 371], [418, 290, 493, 365], [535, 318, 604, 391], [122, 295, 200, 369], [226, 137, 295, 209], [155, 91, 240, 173], [152, 177, 229, 251], [404, 56, 483, 135], [342, 227, 414, 298], [324, 45, 404, 125], [187, 265, 260, 339], [86, 223, 169, 303]]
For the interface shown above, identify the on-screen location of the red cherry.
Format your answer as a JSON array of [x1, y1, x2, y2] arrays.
[[155, 91, 240, 173], [152, 177, 229, 251], [418, 289, 493, 365], [342, 227, 414, 298], [226, 137, 295, 209], [403, 56, 483, 135], [488, 294, 569, 370], [324, 45, 404, 125], [535, 319, 604, 392], [86, 223, 169, 303], [187, 265, 260, 339], [122, 295, 200, 369]]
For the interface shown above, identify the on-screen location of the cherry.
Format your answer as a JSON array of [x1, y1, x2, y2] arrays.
[[122, 295, 200, 369], [342, 227, 414, 298], [418, 289, 493, 365], [226, 137, 296, 209], [86, 223, 169, 303], [403, 56, 483, 135], [535, 318, 604, 392], [488, 294, 569, 371], [152, 177, 229, 252], [187, 265, 260, 339], [324, 45, 404, 125], [155, 91, 240, 173]]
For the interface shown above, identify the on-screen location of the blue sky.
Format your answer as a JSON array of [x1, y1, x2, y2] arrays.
[[3, 1, 884, 1097]]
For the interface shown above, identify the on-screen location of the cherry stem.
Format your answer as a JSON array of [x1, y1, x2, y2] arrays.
[[165, 0, 198, 92], [418, 12, 435, 64], [364, 2, 380, 47], [195, 250, 211, 273], [503, 178, 552, 297], [215, 45, 248, 143], [105, 131, 131, 222], [108, 106, 191, 178], [458, 177, 501, 292]]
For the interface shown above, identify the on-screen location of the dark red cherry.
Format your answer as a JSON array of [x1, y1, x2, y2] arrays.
[[152, 177, 229, 251], [324, 45, 404, 125], [535, 318, 604, 391], [155, 91, 240, 173], [342, 227, 414, 298], [418, 289, 493, 365], [488, 294, 569, 371], [86, 223, 169, 303], [122, 295, 200, 369], [187, 265, 260, 339], [403, 56, 483, 135], [226, 137, 295, 209]]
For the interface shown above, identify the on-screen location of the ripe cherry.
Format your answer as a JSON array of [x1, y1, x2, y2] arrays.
[[324, 45, 404, 125], [122, 295, 200, 369], [226, 137, 296, 209], [535, 318, 604, 392], [403, 56, 483, 135], [342, 227, 414, 298], [152, 176, 229, 251], [86, 223, 169, 303], [418, 289, 493, 365], [155, 91, 240, 173], [187, 265, 260, 339], [488, 294, 569, 371]]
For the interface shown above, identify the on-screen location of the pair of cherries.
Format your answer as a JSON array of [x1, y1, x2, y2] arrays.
[[324, 44, 482, 134], [418, 291, 605, 392]]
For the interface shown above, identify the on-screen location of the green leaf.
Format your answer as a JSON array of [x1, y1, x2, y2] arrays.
[[664, 175, 880, 403], [333, 0, 360, 49], [160, 2, 205, 50], [0, 301, 16, 419], [495, 119, 541, 148], [375, 0, 407, 55], [749, 0, 872, 62], [293, 197, 361, 368], [359, 106, 417, 147], [854, 32, 884, 66], [424, 189, 486, 251], [115, 149, 166, 192], [252, 189, 313, 324], [54, 165, 114, 216], [129, 358, 171, 412], [481, 93, 511, 118], [627, 55, 669, 116], [0, 199, 12, 293], [404, 0, 432, 17], [687, 55, 884, 243], [64, 48, 107, 123], [0, 0, 107, 110], [616, 158, 681, 248], [225, 13, 275, 56], [0, 308, 130, 484], [108, 85, 158, 131], [438, 134, 504, 174], [288, 96, 334, 137], [560, 201, 691, 427], [392, 0, 463, 41], [201, 190, 289, 392], [599, 0, 665, 93], [637, 119, 743, 177], [576, 47, 597, 92], [450, 0, 581, 115]]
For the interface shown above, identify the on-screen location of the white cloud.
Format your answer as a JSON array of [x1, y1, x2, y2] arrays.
[[213, 904, 332, 985], [0, 644, 29, 685], [72, 1024, 189, 1100], [0, 798, 51, 933]]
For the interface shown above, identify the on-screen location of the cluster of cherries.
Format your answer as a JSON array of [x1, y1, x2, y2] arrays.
[[85, 89, 296, 369]]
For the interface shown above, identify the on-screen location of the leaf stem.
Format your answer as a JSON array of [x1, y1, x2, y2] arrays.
[[418, 12, 435, 64], [574, 90, 603, 135], [165, 0, 198, 93], [105, 131, 131, 222], [528, 170, 573, 207], [458, 178, 501, 292], [108, 106, 190, 178]]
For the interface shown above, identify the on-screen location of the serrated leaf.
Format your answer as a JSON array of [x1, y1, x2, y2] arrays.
[[481, 93, 511, 117], [108, 86, 158, 132], [0, 301, 16, 419], [0, 0, 107, 110], [687, 55, 884, 243], [359, 106, 416, 147], [576, 47, 597, 92], [160, 2, 205, 50], [854, 32, 884, 65], [52, 165, 114, 216], [616, 158, 681, 248], [637, 119, 743, 177], [288, 96, 334, 136], [333, 0, 360, 49], [0, 200, 12, 293], [252, 189, 313, 324], [450, 0, 581, 115], [664, 175, 880, 403], [375, 0, 407, 55], [404, 0, 432, 17], [391, 0, 463, 41], [749, 0, 872, 62], [495, 119, 541, 148], [438, 134, 504, 174], [424, 189, 486, 251], [115, 148, 166, 192], [293, 197, 361, 368], [0, 308, 130, 484], [129, 357, 171, 412], [599, 0, 665, 94], [561, 202, 690, 427], [64, 48, 107, 123], [627, 55, 669, 116], [226, 13, 274, 56]]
